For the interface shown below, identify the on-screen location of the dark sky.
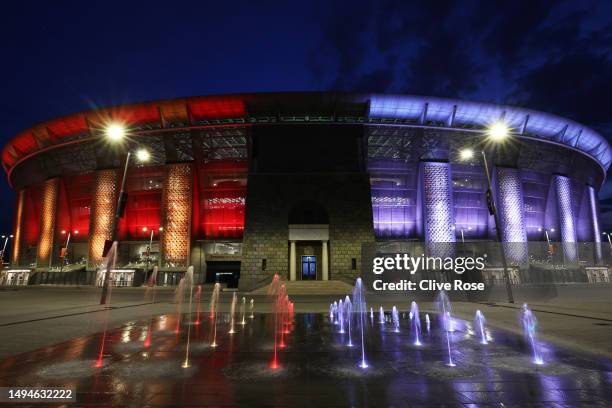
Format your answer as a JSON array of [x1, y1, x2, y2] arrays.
[[1, 0, 612, 232]]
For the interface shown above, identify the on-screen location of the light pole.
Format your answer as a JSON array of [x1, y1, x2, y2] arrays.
[[59, 230, 79, 273], [538, 228, 555, 246], [99, 123, 151, 305], [459, 122, 515, 303], [603, 232, 612, 250], [0, 235, 13, 265], [452, 225, 472, 244], [142, 226, 163, 283], [539, 227, 557, 276]]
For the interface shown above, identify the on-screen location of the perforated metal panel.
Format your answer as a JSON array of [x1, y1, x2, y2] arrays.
[[36, 178, 59, 267], [87, 170, 118, 268], [161, 163, 193, 267], [495, 168, 527, 265], [555, 175, 577, 262], [587, 185, 602, 263], [422, 162, 455, 257], [11, 189, 25, 265]]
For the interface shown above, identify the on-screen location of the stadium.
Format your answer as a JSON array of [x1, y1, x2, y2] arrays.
[[1, 92, 610, 289]]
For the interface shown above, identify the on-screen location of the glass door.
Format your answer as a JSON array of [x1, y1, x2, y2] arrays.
[[301, 256, 316, 280]]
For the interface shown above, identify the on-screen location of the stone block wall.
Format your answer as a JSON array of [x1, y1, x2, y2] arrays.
[[239, 172, 374, 290]]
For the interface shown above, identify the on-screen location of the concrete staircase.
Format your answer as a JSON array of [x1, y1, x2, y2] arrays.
[[250, 280, 353, 295]]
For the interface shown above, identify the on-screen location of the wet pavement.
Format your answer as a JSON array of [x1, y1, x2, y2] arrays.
[[0, 309, 611, 407]]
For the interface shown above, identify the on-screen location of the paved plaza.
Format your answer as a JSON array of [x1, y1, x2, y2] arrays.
[[0, 285, 611, 406]]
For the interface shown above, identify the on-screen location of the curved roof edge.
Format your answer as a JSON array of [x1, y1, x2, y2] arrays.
[[369, 94, 611, 171], [2, 92, 610, 175]]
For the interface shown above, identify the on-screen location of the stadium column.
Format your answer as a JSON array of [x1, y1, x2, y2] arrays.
[[36, 178, 60, 268], [554, 175, 578, 263], [420, 161, 455, 257], [160, 163, 193, 269], [494, 167, 528, 266], [11, 189, 25, 265], [289, 241, 296, 281], [587, 185, 603, 264], [322, 240, 329, 280], [87, 170, 119, 269]]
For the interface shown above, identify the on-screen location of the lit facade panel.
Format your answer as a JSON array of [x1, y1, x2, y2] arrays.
[[87, 170, 119, 268], [119, 166, 163, 240], [197, 162, 247, 239], [451, 164, 489, 238], [23, 184, 43, 248], [521, 171, 551, 240], [10, 189, 25, 265], [495, 168, 528, 264], [421, 161, 455, 244], [59, 174, 93, 239], [588, 185, 602, 263], [369, 161, 417, 239], [36, 178, 59, 267], [161, 163, 193, 266], [554, 175, 578, 262]]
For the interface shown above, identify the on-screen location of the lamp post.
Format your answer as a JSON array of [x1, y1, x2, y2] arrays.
[[0, 235, 13, 265], [99, 123, 151, 305], [459, 121, 515, 303], [142, 226, 163, 283], [59, 230, 79, 273], [538, 227, 555, 246], [452, 225, 472, 244], [603, 232, 612, 250], [539, 227, 557, 275]]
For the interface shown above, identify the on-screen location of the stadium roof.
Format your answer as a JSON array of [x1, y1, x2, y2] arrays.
[[3, 92, 610, 176]]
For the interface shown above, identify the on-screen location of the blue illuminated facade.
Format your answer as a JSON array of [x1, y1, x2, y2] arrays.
[[366, 94, 610, 258]]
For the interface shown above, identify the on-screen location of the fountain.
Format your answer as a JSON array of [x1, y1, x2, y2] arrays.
[[174, 277, 186, 334], [474, 310, 488, 345], [378, 306, 385, 324], [435, 290, 455, 367], [446, 311, 455, 332], [182, 266, 194, 368], [369, 307, 374, 324], [266, 275, 294, 368], [329, 303, 335, 321], [249, 298, 255, 319], [333, 301, 338, 324], [352, 278, 368, 369], [268, 274, 282, 369], [194, 285, 202, 326], [209, 284, 218, 319], [145, 266, 158, 302], [338, 299, 345, 333], [279, 288, 288, 347], [240, 297, 246, 325], [522, 303, 544, 365], [228, 292, 237, 334], [425, 314, 431, 335], [209, 283, 220, 347], [344, 295, 353, 347], [144, 266, 159, 348], [391, 306, 400, 333], [410, 301, 422, 346]]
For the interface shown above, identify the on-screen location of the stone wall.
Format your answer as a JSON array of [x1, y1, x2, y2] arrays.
[[239, 172, 374, 290]]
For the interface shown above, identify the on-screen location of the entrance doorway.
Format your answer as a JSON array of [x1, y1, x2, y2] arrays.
[[301, 256, 316, 280]]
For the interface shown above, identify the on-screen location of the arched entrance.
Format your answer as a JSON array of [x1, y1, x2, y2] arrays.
[[288, 201, 330, 281]]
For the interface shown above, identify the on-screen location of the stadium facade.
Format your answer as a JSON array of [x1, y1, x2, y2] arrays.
[[1, 93, 609, 289]]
